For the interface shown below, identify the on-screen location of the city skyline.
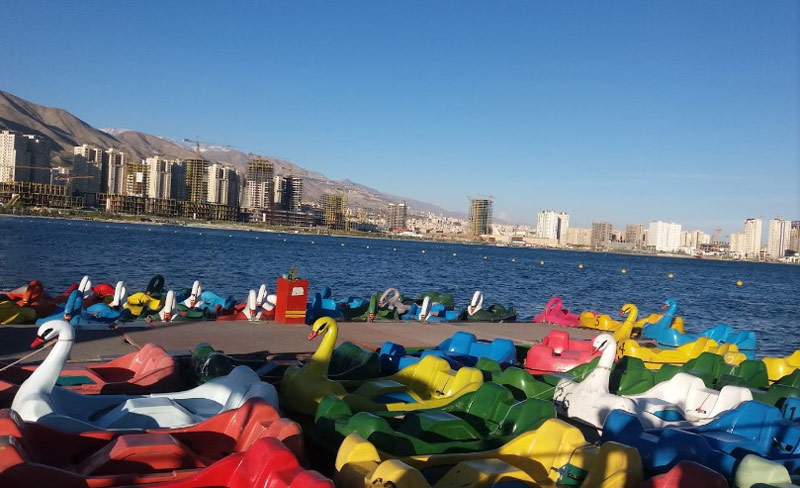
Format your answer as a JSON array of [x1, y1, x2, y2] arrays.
[[1, 2, 798, 230]]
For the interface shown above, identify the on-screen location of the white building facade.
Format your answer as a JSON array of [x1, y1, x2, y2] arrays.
[[743, 218, 762, 258], [767, 218, 791, 259], [647, 221, 682, 252], [536, 210, 570, 245]]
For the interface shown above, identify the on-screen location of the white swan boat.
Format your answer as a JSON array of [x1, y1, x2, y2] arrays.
[[553, 334, 752, 431], [11, 320, 279, 432]]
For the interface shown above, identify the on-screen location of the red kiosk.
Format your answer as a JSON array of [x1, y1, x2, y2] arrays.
[[274, 267, 308, 324]]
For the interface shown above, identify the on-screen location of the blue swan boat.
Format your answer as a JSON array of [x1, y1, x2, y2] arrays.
[[35, 289, 130, 329], [641, 299, 757, 359], [379, 331, 517, 373], [602, 400, 800, 480]]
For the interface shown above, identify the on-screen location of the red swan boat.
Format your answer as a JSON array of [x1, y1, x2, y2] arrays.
[[0, 398, 315, 487], [0, 343, 181, 405]]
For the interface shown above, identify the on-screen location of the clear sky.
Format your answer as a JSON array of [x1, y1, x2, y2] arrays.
[[1, 1, 798, 233]]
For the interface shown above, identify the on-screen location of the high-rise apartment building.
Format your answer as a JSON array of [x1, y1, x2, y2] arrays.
[[73, 144, 104, 193], [536, 210, 569, 244], [243, 158, 273, 209], [729, 232, 746, 256], [0, 130, 49, 183], [468, 199, 493, 236], [591, 222, 613, 248], [146, 157, 173, 200], [207, 163, 239, 206], [321, 193, 348, 230], [104, 149, 127, 195], [388, 203, 408, 230], [184, 159, 209, 203], [743, 218, 762, 259], [284, 176, 302, 211], [170, 161, 186, 201], [791, 221, 800, 254], [767, 218, 791, 259], [647, 221, 682, 252], [625, 224, 645, 248], [681, 229, 710, 250]]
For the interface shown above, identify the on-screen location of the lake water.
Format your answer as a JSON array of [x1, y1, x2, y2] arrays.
[[1, 216, 798, 356]]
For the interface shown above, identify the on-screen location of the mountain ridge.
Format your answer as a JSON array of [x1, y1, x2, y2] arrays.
[[0, 90, 462, 217]]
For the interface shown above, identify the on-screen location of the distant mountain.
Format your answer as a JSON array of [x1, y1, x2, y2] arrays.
[[0, 89, 462, 217]]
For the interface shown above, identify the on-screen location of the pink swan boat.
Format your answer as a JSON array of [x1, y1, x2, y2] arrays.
[[533, 297, 581, 326]]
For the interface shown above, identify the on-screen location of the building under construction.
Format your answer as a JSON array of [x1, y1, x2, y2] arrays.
[[468, 198, 493, 236], [0, 181, 83, 208], [184, 159, 209, 203], [98, 193, 237, 221], [320, 193, 348, 231]]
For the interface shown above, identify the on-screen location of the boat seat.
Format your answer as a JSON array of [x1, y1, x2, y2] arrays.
[[543, 330, 570, 355], [463, 383, 513, 419], [75, 433, 204, 476]]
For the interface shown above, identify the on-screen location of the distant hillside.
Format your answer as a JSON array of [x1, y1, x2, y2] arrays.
[[0, 89, 462, 216]]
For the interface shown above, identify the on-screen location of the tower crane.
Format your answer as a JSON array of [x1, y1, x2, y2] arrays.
[[182, 137, 233, 160], [0, 165, 93, 183]]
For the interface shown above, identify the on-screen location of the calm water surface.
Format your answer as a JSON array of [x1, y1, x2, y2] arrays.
[[1, 216, 798, 356]]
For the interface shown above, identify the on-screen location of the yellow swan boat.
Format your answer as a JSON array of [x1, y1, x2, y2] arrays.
[[342, 354, 484, 412], [579, 307, 684, 333], [618, 337, 746, 370], [281, 317, 348, 415], [281, 317, 484, 415], [335, 418, 643, 488]]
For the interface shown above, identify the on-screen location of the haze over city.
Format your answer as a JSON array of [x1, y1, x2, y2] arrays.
[[1, 1, 798, 232]]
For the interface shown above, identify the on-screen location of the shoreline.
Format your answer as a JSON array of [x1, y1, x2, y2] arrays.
[[2, 212, 795, 266]]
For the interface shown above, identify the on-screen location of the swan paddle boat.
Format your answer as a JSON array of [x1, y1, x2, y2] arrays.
[[601, 408, 800, 483], [315, 381, 556, 455], [2, 279, 66, 318], [459, 291, 517, 322], [402, 295, 460, 322], [0, 342, 181, 405], [553, 334, 752, 431], [579, 300, 685, 333], [306, 285, 372, 322], [379, 331, 516, 373], [0, 433, 331, 488], [376, 288, 413, 317], [525, 304, 639, 374], [123, 275, 167, 317], [217, 285, 276, 321], [618, 336, 746, 370], [334, 419, 644, 488], [533, 296, 581, 326], [0, 398, 306, 486], [174, 280, 234, 314], [11, 320, 279, 432], [191, 340, 381, 384], [282, 318, 484, 415], [34, 285, 137, 330], [0, 295, 36, 324], [523, 329, 601, 375], [641, 299, 758, 359]]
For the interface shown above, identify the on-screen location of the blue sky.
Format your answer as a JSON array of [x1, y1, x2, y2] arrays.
[[1, 1, 797, 232]]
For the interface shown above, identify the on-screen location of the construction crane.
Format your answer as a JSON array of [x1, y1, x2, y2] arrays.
[[182, 137, 233, 160], [0, 165, 94, 182]]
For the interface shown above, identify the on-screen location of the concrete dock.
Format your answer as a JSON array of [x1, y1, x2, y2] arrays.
[[0, 320, 598, 362]]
